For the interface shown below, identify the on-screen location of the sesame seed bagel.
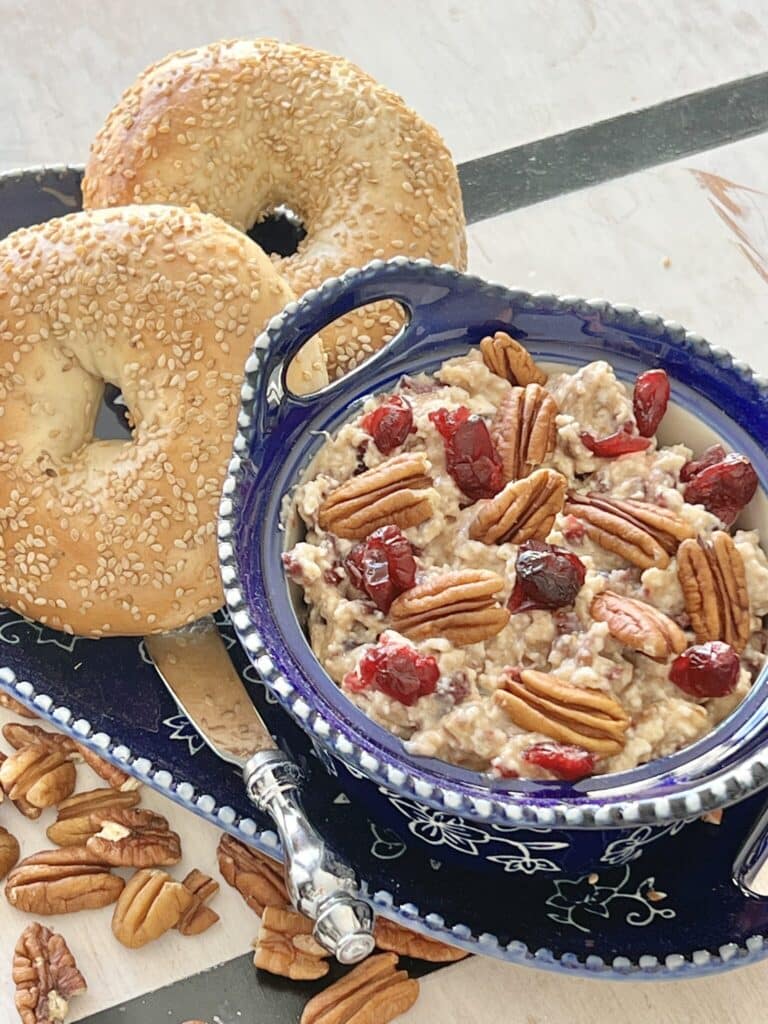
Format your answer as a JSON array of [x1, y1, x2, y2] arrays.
[[82, 38, 467, 377], [0, 204, 326, 637]]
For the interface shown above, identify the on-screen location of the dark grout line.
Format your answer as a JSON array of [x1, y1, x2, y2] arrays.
[[459, 70, 768, 224]]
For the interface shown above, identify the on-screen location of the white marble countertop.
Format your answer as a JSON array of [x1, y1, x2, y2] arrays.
[[1, 2, 768, 1022]]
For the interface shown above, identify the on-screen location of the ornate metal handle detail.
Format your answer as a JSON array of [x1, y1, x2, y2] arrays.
[[244, 748, 376, 962]]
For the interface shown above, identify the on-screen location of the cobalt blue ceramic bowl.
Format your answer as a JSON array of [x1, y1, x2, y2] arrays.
[[219, 258, 768, 876]]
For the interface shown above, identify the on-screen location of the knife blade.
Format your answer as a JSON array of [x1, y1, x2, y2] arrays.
[[144, 616, 375, 963], [144, 616, 274, 766]]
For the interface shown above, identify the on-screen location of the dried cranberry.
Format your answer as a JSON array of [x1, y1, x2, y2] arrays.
[[680, 444, 727, 483], [669, 641, 740, 698], [429, 405, 470, 440], [683, 452, 758, 525], [561, 514, 586, 543], [345, 526, 416, 613], [580, 422, 651, 457], [522, 742, 597, 781], [282, 552, 303, 581], [346, 641, 440, 706], [361, 395, 414, 455], [508, 540, 586, 613], [429, 406, 503, 501], [633, 369, 670, 437]]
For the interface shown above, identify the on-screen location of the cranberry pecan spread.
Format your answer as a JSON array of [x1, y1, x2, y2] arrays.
[[284, 334, 768, 780]]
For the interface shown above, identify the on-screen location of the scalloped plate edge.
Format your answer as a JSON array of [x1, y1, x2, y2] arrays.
[[0, 665, 765, 981]]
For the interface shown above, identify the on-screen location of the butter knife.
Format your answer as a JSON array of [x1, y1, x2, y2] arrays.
[[144, 616, 375, 963]]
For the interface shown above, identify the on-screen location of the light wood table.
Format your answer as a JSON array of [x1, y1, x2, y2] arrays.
[[1, 2, 768, 1021]]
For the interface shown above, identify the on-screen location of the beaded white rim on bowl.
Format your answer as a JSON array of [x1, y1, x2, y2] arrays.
[[218, 257, 768, 830], [0, 665, 767, 981], [2, 166, 768, 981]]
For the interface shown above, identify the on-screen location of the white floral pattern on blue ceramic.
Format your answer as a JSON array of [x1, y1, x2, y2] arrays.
[[3, 165, 768, 979], [219, 256, 768, 878], [546, 865, 676, 935], [2, 599, 768, 979]]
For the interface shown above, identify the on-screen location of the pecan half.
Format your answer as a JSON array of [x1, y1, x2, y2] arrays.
[[0, 752, 42, 819], [6, 848, 125, 914], [470, 468, 566, 545], [479, 331, 547, 387], [590, 591, 687, 659], [493, 669, 629, 755], [564, 492, 695, 569], [2, 723, 78, 757], [0, 745, 76, 810], [0, 692, 37, 718], [253, 905, 330, 980], [390, 569, 509, 645], [85, 809, 181, 867], [374, 918, 467, 962], [13, 923, 87, 1024], [300, 952, 419, 1024], [491, 384, 558, 481], [112, 868, 195, 948], [176, 869, 220, 936], [74, 743, 140, 791], [217, 834, 288, 915], [701, 808, 724, 826], [0, 825, 20, 879], [317, 453, 433, 540], [677, 532, 751, 651], [47, 788, 142, 847]]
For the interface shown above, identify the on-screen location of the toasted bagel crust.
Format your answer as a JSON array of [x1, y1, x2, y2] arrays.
[[82, 39, 467, 376], [0, 204, 325, 636]]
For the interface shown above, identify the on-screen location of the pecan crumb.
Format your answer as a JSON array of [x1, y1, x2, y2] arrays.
[[701, 808, 724, 826]]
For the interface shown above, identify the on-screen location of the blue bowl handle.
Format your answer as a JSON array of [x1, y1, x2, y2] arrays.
[[246, 259, 472, 455], [733, 797, 768, 898]]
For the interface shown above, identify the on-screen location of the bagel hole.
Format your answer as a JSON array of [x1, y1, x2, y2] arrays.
[[248, 205, 306, 257], [94, 384, 133, 440]]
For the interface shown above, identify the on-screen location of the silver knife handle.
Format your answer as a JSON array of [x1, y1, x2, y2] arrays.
[[243, 749, 376, 963]]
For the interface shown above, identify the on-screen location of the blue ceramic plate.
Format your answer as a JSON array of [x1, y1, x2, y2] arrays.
[[3, 166, 768, 980]]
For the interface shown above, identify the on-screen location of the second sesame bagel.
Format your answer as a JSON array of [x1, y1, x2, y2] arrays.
[[0, 204, 325, 637], [82, 38, 468, 377]]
